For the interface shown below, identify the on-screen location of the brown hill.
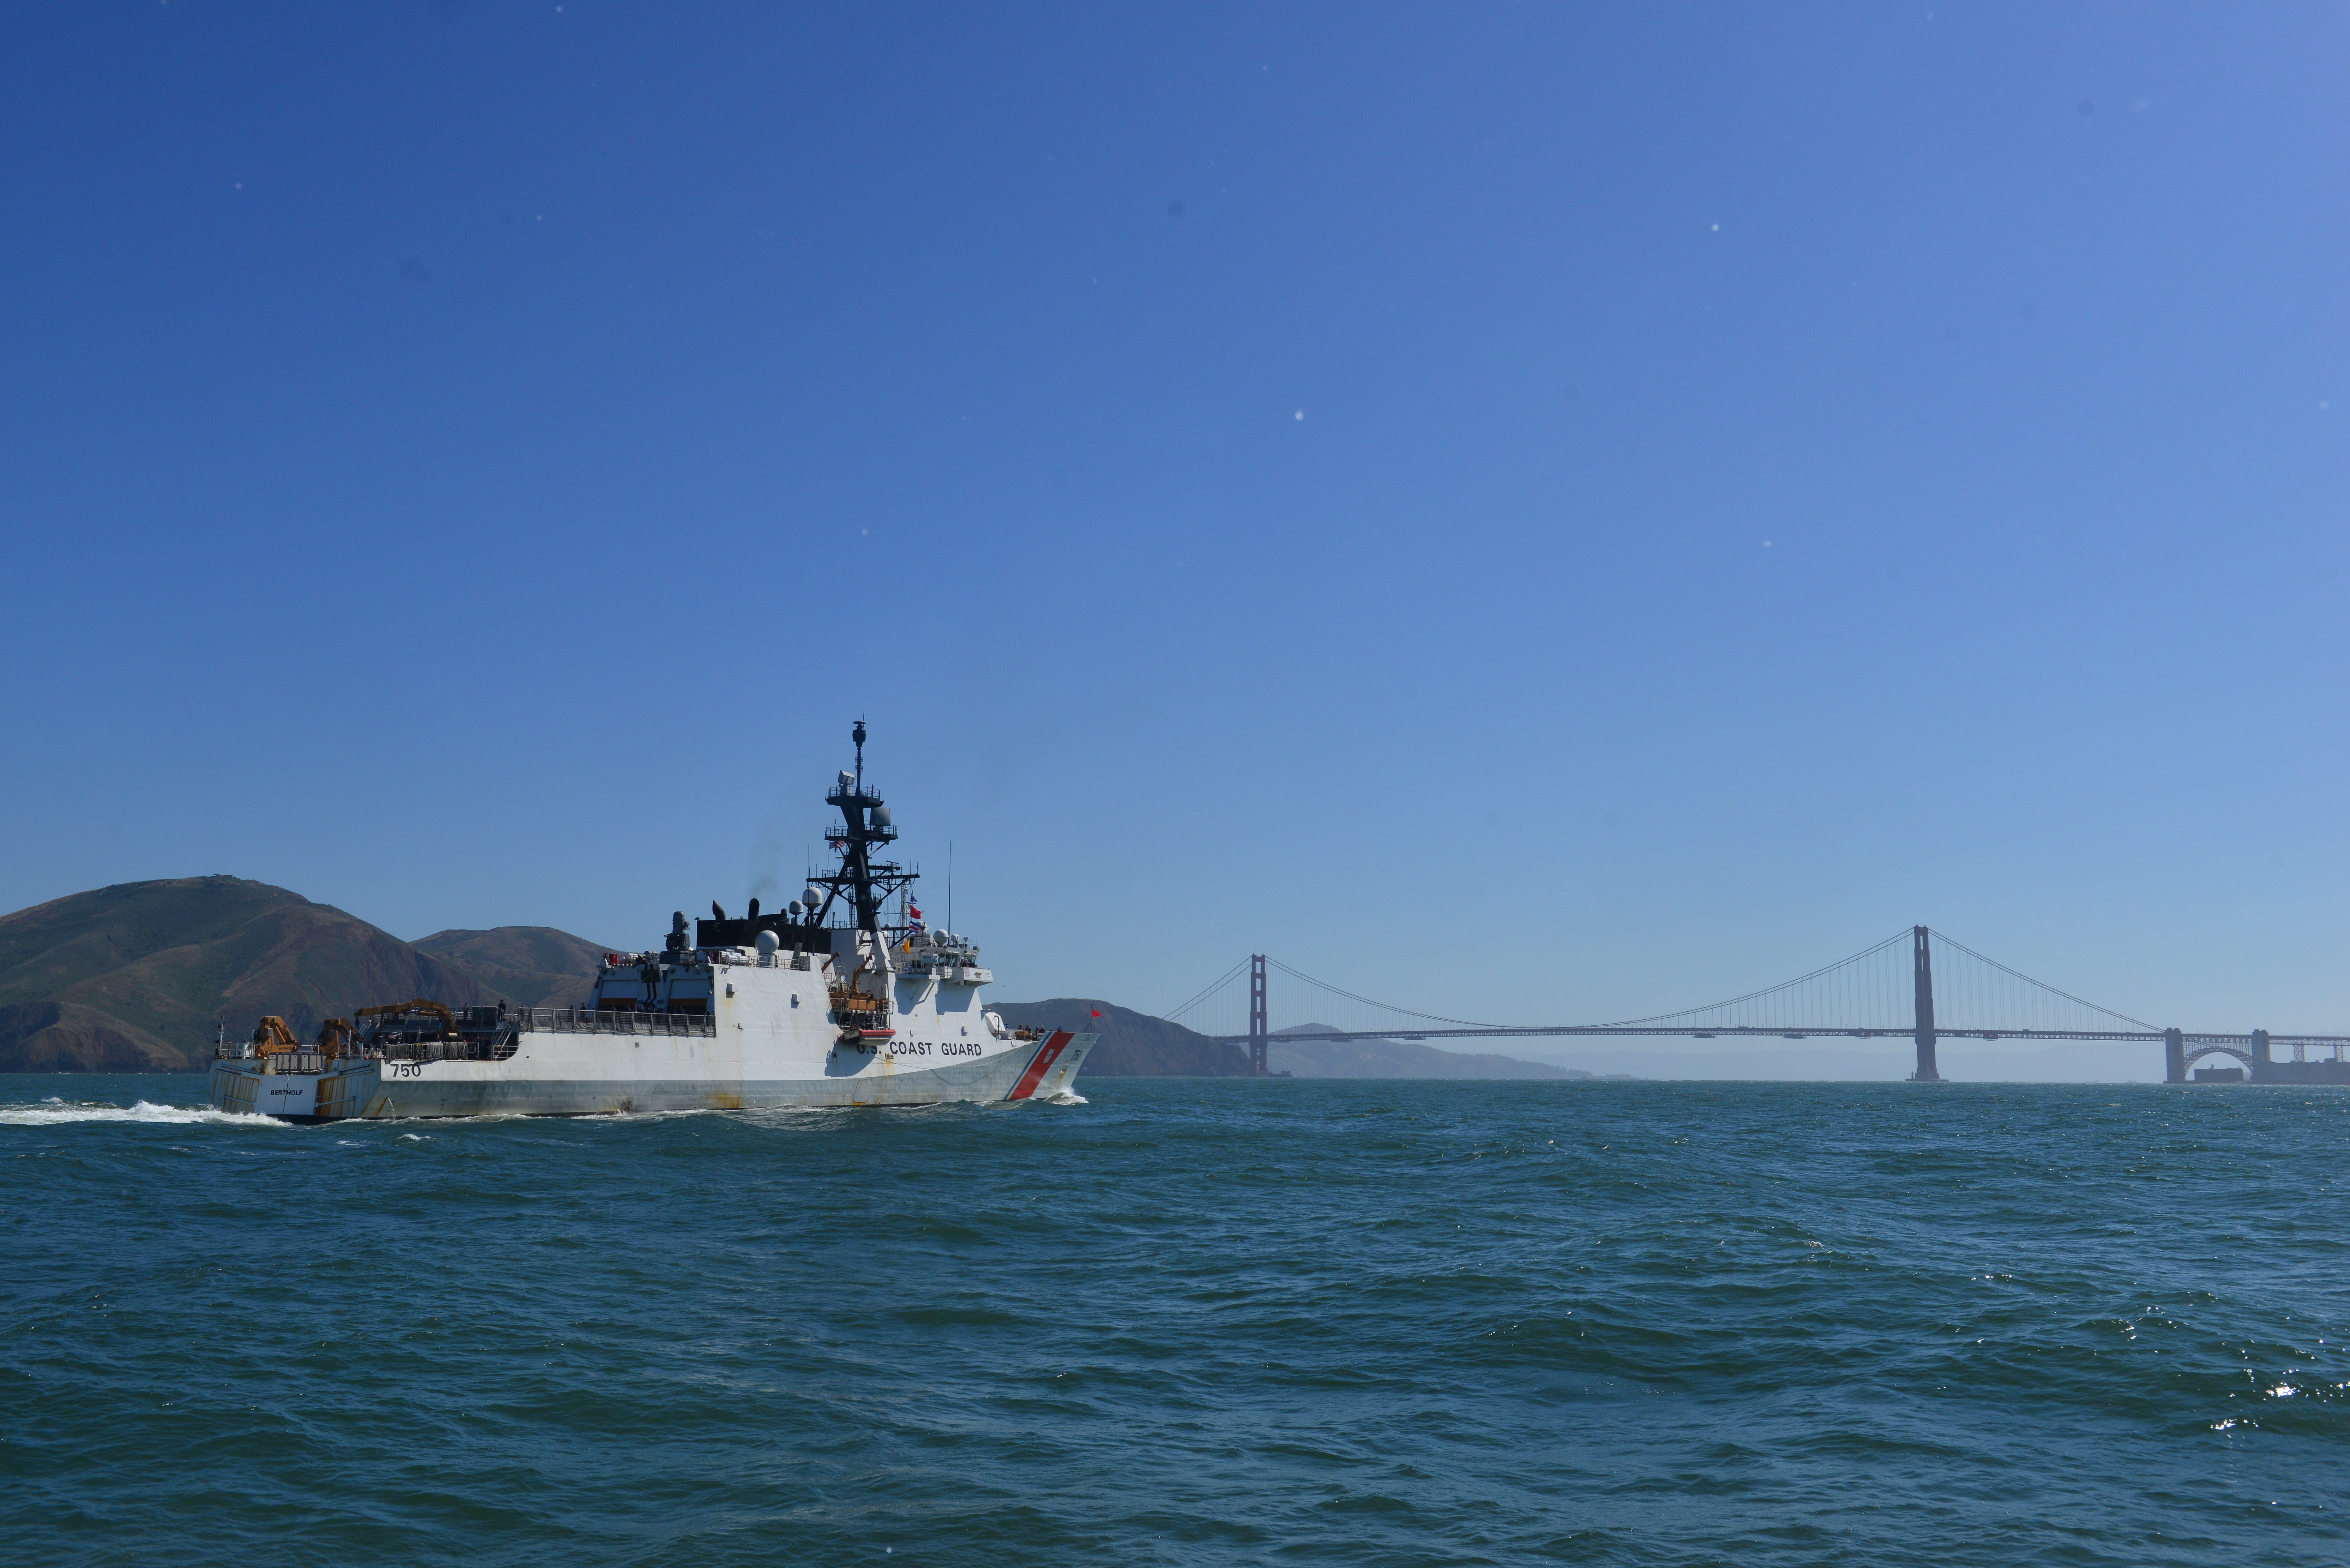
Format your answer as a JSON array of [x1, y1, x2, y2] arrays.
[[0, 877, 499, 1072], [410, 926, 613, 1009], [986, 999, 1251, 1077]]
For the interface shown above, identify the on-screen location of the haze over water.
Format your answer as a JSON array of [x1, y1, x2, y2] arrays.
[[7, 1076, 2343, 1565]]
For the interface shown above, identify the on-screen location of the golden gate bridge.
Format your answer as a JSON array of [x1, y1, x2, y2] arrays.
[[1164, 927, 2350, 1084]]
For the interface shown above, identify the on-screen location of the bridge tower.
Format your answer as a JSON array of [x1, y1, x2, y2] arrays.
[[1249, 955, 1268, 1077], [1909, 925, 1942, 1082], [2165, 1027, 2186, 1083]]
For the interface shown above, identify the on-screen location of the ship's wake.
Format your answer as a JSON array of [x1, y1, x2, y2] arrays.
[[0, 1097, 292, 1128]]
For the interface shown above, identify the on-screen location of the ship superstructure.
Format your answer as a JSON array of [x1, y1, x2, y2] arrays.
[[208, 724, 1094, 1119]]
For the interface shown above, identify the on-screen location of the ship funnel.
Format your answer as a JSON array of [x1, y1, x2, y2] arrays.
[[747, 897, 761, 919], [712, 901, 726, 921]]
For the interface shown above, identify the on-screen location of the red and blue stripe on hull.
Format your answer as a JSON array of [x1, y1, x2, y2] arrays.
[[1006, 1030, 1075, 1100]]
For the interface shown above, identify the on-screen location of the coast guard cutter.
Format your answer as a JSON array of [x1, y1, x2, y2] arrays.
[[208, 723, 1095, 1119]]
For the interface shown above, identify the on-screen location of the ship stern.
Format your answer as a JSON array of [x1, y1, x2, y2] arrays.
[[208, 1058, 379, 1123]]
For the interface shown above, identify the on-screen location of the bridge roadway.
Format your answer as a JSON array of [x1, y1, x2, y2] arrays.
[[1201, 947, 2349, 1082], [1213, 1026, 2350, 1049], [1208, 1024, 2350, 1082]]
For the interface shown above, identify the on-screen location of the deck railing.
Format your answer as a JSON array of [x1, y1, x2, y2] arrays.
[[376, 1037, 521, 1063]]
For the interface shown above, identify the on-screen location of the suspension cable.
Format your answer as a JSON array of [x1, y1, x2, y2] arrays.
[[1164, 956, 1252, 1023], [1168, 926, 2158, 1037], [1929, 930, 2158, 1031], [1589, 929, 1914, 1027], [1262, 957, 1517, 1029]]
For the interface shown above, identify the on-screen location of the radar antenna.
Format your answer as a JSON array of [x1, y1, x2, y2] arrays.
[[804, 719, 913, 938], [691, 719, 917, 953]]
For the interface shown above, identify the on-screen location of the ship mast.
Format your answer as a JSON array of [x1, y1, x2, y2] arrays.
[[810, 720, 915, 938]]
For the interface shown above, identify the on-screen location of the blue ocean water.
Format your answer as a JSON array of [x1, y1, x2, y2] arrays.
[[2, 1075, 2344, 1566]]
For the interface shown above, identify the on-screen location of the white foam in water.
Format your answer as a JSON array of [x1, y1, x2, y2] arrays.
[[575, 1107, 718, 1122], [0, 1097, 293, 1128]]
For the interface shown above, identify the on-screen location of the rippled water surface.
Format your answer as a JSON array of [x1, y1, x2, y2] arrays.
[[4, 1075, 2346, 1565]]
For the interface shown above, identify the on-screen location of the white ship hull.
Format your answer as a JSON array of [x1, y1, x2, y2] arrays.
[[210, 1022, 1094, 1121]]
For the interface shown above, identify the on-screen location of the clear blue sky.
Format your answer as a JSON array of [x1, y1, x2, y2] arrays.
[[2, 4, 2343, 1062]]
